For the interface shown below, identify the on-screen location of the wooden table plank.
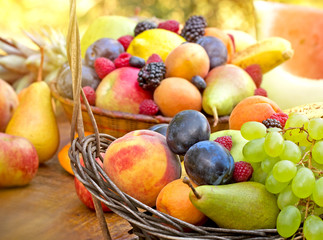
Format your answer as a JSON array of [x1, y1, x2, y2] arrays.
[[0, 111, 137, 240]]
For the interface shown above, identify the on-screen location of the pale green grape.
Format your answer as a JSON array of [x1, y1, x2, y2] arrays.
[[277, 185, 299, 210], [273, 160, 297, 182], [261, 157, 280, 173], [267, 127, 282, 133], [242, 137, 267, 162], [308, 118, 323, 140], [313, 206, 323, 216], [292, 167, 315, 198], [240, 121, 267, 140], [312, 177, 323, 207], [251, 166, 268, 184], [265, 172, 289, 194], [279, 140, 302, 163], [283, 113, 311, 147], [276, 205, 301, 238], [303, 215, 323, 240], [312, 141, 323, 164], [264, 131, 285, 157]]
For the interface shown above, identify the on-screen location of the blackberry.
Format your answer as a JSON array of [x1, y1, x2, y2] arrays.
[[262, 118, 282, 129], [137, 62, 166, 91], [181, 15, 207, 42], [134, 21, 157, 36]]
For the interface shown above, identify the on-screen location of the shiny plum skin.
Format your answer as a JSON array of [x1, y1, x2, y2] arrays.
[[149, 123, 169, 137], [184, 140, 234, 185], [166, 110, 211, 155], [196, 36, 228, 70]]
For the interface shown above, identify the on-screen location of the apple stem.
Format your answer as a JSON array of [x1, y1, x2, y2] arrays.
[[212, 106, 219, 127], [182, 177, 201, 199]]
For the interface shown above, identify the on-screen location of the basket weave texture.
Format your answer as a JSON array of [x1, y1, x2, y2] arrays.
[[69, 133, 288, 240]]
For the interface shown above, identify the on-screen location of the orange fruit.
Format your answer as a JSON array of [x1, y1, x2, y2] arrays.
[[58, 131, 93, 175]]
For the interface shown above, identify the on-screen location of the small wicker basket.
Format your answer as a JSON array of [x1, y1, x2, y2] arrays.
[[65, 1, 299, 239]]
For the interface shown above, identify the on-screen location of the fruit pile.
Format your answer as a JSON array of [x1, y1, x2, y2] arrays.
[[52, 14, 293, 126]]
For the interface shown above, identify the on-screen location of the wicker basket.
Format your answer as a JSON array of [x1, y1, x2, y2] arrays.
[[50, 81, 230, 138]]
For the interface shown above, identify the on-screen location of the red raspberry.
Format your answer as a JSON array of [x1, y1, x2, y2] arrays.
[[214, 136, 232, 151], [227, 33, 236, 53], [117, 35, 134, 51], [80, 86, 96, 106], [146, 54, 163, 64], [114, 52, 132, 68], [157, 20, 180, 34], [232, 161, 253, 182], [244, 64, 262, 88], [94, 57, 116, 79], [270, 112, 289, 128], [139, 99, 159, 115], [254, 87, 268, 97]]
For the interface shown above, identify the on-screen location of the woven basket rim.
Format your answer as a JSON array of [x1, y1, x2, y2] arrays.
[[49, 80, 230, 125]]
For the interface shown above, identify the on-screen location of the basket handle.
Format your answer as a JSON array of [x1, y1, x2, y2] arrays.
[[67, 0, 111, 239]]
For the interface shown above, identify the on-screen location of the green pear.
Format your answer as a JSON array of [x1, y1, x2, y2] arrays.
[[202, 64, 256, 126], [6, 81, 60, 163], [189, 181, 279, 230], [210, 129, 248, 162]]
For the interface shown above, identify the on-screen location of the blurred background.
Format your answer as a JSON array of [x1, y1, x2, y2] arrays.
[[1, 0, 323, 44]]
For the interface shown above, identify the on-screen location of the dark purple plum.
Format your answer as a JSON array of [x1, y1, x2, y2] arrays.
[[196, 36, 228, 70], [166, 110, 210, 155], [84, 38, 124, 67], [184, 140, 234, 185], [149, 123, 169, 137]]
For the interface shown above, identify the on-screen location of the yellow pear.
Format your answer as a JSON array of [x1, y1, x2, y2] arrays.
[[6, 81, 60, 163]]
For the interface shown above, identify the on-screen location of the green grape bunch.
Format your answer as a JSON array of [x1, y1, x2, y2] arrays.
[[240, 113, 323, 239]]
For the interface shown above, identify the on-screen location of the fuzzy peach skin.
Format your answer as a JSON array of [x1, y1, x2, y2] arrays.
[[95, 67, 153, 114], [0, 133, 39, 187], [103, 129, 181, 207], [229, 95, 282, 130]]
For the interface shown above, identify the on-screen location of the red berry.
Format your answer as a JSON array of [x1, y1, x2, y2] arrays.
[[139, 99, 159, 115], [232, 161, 253, 182], [114, 52, 132, 68], [244, 64, 262, 88], [157, 20, 180, 34], [94, 57, 116, 79], [80, 86, 96, 106], [214, 136, 233, 151], [117, 35, 134, 51], [270, 112, 289, 128], [254, 87, 268, 97], [146, 54, 163, 64]]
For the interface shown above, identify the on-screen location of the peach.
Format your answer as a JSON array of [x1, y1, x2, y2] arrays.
[[229, 96, 282, 130], [95, 67, 153, 114], [156, 179, 207, 226], [153, 77, 202, 117], [103, 130, 181, 207], [0, 79, 19, 132], [165, 43, 210, 81]]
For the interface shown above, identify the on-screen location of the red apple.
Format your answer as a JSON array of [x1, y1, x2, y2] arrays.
[[74, 154, 111, 212], [0, 79, 19, 132], [0, 132, 39, 187]]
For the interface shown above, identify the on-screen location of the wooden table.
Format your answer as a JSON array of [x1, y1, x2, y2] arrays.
[[0, 111, 137, 240]]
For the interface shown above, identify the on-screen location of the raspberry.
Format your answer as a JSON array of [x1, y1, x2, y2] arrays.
[[254, 87, 268, 97], [270, 112, 289, 128], [114, 52, 132, 68], [214, 136, 232, 151], [146, 54, 163, 64], [262, 118, 282, 129], [117, 35, 134, 51], [232, 161, 253, 182], [139, 99, 159, 115], [244, 64, 262, 88], [94, 57, 116, 79], [80, 86, 96, 106], [158, 20, 180, 34]]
